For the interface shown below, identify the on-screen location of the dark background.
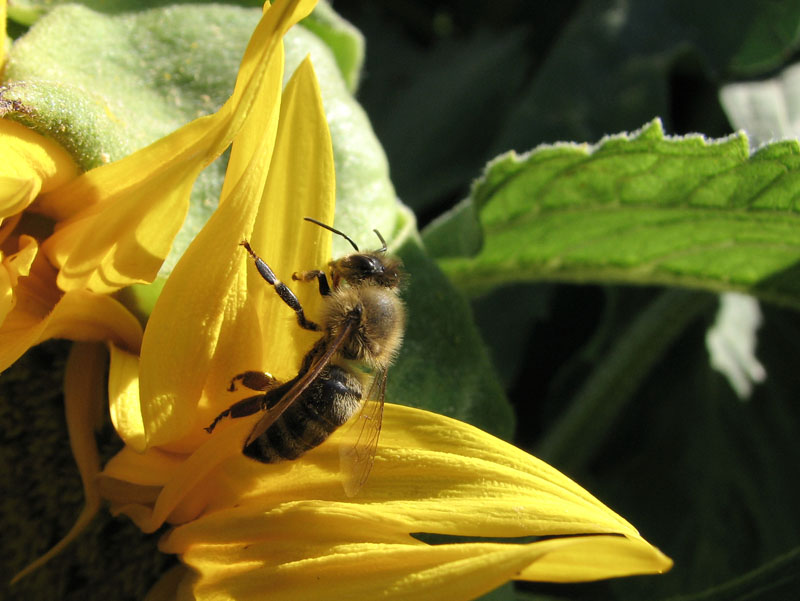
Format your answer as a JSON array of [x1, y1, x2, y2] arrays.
[[334, 2, 800, 600]]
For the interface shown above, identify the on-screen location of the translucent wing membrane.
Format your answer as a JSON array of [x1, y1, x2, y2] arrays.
[[339, 369, 387, 497]]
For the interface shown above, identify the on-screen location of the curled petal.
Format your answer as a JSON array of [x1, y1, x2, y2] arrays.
[[0, 118, 79, 219], [108, 343, 146, 451], [0, 234, 38, 323], [101, 416, 255, 533], [0, 250, 142, 371], [40, 0, 317, 294]]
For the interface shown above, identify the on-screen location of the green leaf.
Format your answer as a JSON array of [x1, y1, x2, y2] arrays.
[[390, 209, 515, 440], [425, 119, 800, 310], [7, 1, 364, 89], [4, 4, 252, 170]]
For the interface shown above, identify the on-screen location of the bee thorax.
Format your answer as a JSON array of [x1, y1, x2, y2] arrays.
[[325, 286, 405, 368]]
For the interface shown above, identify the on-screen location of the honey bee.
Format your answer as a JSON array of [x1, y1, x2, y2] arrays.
[[205, 217, 406, 494]]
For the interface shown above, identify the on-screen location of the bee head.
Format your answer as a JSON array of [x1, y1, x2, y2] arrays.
[[335, 252, 403, 289], [304, 217, 405, 290]]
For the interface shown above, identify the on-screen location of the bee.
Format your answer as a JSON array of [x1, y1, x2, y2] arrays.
[[205, 217, 405, 494]]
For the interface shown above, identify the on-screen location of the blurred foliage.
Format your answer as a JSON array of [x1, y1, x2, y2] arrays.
[[336, 1, 800, 600]]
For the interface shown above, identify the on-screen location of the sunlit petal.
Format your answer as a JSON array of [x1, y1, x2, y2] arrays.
[[100, 402, 670, 591], [142, 404, 670, 598], [160, 534, 668, 600], [139, 57, 334, 452], [516, 535, 673, 582]]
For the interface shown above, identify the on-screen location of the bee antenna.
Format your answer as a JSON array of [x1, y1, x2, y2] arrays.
[[304, 217, 359, 251], [373, 229, 387, 253]]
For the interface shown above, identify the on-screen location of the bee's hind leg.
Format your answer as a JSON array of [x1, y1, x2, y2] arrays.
[[228, 371, 278, 392], [205, 394, 266, 433]]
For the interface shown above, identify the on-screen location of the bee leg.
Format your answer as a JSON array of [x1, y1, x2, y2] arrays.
[[292, 270, 331, 296], [205, 394, 266, 433], [228, 370, 278, 392], [240, 240, 320, 331]]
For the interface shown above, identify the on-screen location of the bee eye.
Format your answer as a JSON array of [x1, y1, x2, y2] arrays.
[[349, 255, 383, 275]]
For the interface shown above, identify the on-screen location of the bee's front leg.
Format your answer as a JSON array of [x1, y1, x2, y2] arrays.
[[292, 269, 331, 296]]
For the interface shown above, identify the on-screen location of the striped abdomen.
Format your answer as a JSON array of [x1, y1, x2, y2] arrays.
[[243, 365, 362, 463]]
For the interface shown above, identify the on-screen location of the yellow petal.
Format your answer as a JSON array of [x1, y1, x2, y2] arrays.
[[12, 342, 107, 583], [157, 518, 669, 600], [144, 405, 671, 597], [39, 0, 317, 294], [103, 444, 185, 488], [41, 164, 198, 293], [0, 234, 38, 323], [0, 118, 79, 218], [108, 342, 146, 451], [0, 211, 21, 246], [0, 250, 142, 371], [100, 416, 255, 533], [517, 535, 673, 582], [163, 404, 641, 540], [103, 403, 671, 587], [138, 57, 334, 451]]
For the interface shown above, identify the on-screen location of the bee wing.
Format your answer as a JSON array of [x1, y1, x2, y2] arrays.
[[244, 315, 358, 448], [339, 367, 387, 497]]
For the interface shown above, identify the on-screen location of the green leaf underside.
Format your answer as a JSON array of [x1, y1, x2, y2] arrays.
[[2, 5, 263, 283], [428, 119, 800, 309], [7, 0, 364, 98]]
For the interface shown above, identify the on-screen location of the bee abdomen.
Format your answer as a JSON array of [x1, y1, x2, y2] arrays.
[[243, 366, 362, 463]]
